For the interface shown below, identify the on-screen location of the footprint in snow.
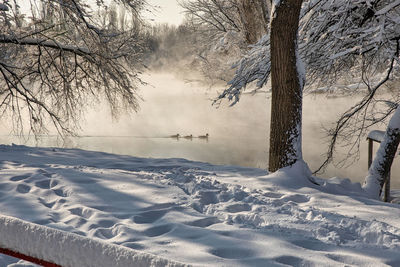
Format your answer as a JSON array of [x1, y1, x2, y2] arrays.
[[1, 161, 23, 168], [97, 219, 116, 228], [38, 198, 56, 209], [291, 239, 330, 252], [37, 169, 54, 178], [54, 198, 67, 207], [68, 207, 95, 219], [133, 209, 169, 224], [63, 216, 88, 228], [186, 216, 220, 228], [10, 174, 30, 182], [225, 203, 251, 213], [53, 187, 72, 197], [93, 227, 115, 239], [210, 247, 255, 259], [87, 218, 117, 231], [272, 194, 310, 206], [123, 242, 146, 250], [195, 190, 219, 205], [33, 218, 56, 225], [144, 224, 174, 237], [233, 190, 249, 201], [274, 255, 311, 266], [16, 183, 31, 194], [35, 178, 59, 189]]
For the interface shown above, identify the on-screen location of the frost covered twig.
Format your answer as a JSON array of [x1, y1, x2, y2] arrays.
[[0, 0, 147, 136]]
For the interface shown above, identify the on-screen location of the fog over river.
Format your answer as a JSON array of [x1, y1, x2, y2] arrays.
[[1, 72, 399, 188]]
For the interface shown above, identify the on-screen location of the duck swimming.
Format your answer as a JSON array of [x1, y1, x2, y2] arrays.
[[183, 134, 193, 139], [198, 133, 209, 139], [170, 134, 180, 138]]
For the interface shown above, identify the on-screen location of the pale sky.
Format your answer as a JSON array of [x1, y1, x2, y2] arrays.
[[18, 0, 185, 26], [145, 0, 185, 26]]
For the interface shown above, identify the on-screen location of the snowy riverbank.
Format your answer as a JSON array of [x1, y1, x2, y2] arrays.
[[1, 144, 400, 266]]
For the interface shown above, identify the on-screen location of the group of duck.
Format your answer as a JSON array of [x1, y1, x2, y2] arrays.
[[170, 133, 209, 140]]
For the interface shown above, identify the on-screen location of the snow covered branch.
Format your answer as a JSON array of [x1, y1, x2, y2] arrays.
[[218, 0, 400, 104], [214, 34, 270, 106], [0, 34, 91, 56]]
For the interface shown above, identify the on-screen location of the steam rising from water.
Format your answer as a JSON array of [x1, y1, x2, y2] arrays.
[[83, 72, 269, 140], [1, 72, 399, 187]]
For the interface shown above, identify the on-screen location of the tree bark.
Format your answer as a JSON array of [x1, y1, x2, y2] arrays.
[[269, 0, 304, 172], [363, 106, 400, 199]]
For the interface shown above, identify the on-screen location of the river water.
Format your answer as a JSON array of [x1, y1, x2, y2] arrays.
[[1, 72, 399, 188]]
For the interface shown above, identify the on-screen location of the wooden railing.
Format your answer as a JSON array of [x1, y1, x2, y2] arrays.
[[367, 130, 391, 202], [0, 247, 60, 267]]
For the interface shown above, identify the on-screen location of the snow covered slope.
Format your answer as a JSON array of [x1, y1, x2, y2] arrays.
[[1, 144, 400, 266]]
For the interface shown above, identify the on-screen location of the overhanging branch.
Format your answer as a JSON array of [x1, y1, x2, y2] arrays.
[[0, 34, 91, 56]]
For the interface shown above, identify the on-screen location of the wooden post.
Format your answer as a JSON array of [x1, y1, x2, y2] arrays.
[[384, 172, 391, 202], [368, 138, 373, 169]]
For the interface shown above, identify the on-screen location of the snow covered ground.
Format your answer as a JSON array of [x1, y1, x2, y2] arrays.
[[1, 144, 400, 266]]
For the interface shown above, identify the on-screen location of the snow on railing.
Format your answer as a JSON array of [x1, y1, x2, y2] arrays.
[[367, 130, 385, 143], [0, 215, 188, 267]]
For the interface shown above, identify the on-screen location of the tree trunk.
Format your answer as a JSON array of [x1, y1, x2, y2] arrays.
[[363, 106, 400, 199], [268, 0, 304, 172], [237, 0, 269, 44]]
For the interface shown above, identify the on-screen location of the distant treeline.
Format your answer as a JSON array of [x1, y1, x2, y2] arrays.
[[141, 21, 245, 85]]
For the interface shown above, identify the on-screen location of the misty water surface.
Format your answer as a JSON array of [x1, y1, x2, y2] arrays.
[[1, 72, 399, 188]]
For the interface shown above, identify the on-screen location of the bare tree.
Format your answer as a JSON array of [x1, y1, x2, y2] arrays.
[[236, 0, 269, 44], [0, 0, 147, 136], [180, 0, 271, 44], [178, 0, 272, 85], [179, 0, 241, 38]]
